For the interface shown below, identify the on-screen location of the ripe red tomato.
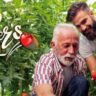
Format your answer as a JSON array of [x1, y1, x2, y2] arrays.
[[91, 71, 96, 80], [21, 92, 28, 96]]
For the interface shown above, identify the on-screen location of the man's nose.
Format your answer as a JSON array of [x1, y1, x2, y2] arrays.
[[81, 25, 86, 31], [68, 46, 75, 54]]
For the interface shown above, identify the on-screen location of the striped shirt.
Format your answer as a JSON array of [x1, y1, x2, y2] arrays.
[[32, 50, 86, 96]]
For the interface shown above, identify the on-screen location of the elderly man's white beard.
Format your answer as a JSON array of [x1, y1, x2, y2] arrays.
[[57, 54, 75, 66]]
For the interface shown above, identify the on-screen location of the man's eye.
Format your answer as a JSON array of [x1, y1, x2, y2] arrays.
[[81, 19, 87, 25], [72, 43, 78, 49], [62, 44, 70, 48], [73, 44, 78, 49]]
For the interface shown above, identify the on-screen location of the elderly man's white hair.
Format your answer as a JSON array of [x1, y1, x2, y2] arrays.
[[52, 23, 79, 44]]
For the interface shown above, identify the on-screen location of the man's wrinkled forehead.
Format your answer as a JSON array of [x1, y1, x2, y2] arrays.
[[58, 28, 79, 38]]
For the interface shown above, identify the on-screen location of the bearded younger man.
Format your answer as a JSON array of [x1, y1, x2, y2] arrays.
[[66, 2, 96, 80], [32, 23, 89, 96]]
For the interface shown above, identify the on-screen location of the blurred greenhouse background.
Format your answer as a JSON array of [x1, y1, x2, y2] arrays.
[[0, 0, 96, 96]]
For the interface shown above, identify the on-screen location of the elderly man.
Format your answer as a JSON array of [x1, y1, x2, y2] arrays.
[[66, 2, 96, 80], [32, 23, 89, 96]]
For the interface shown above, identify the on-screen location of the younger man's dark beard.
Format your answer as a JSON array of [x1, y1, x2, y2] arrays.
[[83, 21, 96, 41], [86, 33, 96, 40], [90, 21, 96, 40], [92, 21, 96, 32], [82, 28, 96, 41]]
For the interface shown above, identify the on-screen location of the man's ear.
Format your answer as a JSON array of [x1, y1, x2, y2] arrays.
[[88, 10, 93, 15], [50, 41, 55, 48]]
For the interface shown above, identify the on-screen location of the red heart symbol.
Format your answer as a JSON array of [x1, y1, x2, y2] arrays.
[[20, 32, 33, 47], [91, 71, 96, 80]]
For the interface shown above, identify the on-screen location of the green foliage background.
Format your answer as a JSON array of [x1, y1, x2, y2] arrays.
[[0, 0, 96, 96]]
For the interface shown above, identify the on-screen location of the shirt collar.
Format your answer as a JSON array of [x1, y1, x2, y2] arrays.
[[50, 50, 64, 72], [50, 49, 77, 72]]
